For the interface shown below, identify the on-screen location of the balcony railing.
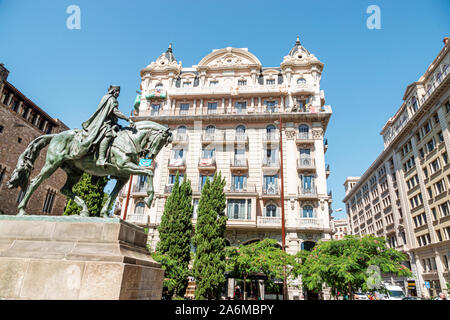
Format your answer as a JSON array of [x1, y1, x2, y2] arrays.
[[263, 132, 279, 142], [164, 184, 174, 194], [234, 133, 248, 143], [420, 67, 449, 105], [202, 132, 224, 142], [257, 216, 281, 227], [133, 183, 148, 193], [298, 186, 318, 198], [198, 157, 216, 168], [262, 185, 280, 196], [297, 157, 315, 170], [290, 217, 323, 229], [168, 158, 186, 168], [228, 183, 256, 193], [126, 214, 148, 225], [262, 158, 279, 167], [230, 158, 248, 168], [172, 134, 188, 143], [296, 132, 314, 142]]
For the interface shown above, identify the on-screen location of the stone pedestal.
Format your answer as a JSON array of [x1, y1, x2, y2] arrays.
[[0, 215, 164, 300]]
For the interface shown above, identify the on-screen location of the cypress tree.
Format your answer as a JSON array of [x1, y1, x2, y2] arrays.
[[155, 172, 193, 297], [63, 173, 109, 217], [193, 172, 227, 300]]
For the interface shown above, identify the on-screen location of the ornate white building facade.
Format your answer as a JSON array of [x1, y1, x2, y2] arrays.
[[343, 38, 450, 298], [118, 38, 333, 299]]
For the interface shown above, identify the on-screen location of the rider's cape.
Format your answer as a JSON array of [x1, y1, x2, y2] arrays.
[[69, 93, 118, 158]]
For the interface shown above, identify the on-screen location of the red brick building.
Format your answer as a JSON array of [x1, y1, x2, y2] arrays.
[[0, 64, 69, 215]]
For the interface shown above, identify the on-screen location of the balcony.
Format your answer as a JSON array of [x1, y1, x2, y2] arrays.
[[164, 184, 174, 194], [201, 132, 224, 143], [288, 217, 324, 231], [262, 132, 280, 144], [296, 132, 314, 144], [198, 157, 216, 170], [234, 132, 248, 144], [226, 218, 257, 229], [262, 185, 280, 198], [419, 67, 449, 105], [262, 158, 280, 169], [227, 183, 257, 194], [230, 158, 248, 171], [298, 186, 318, 199], [297, 157, 315, 171], [172, 133, 188, 144], [257, 216, 281, 229], [125, 214, 148, 226], [168, 158, 186, 170]]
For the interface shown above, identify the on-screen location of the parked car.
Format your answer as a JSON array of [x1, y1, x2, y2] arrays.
[[402, 296, 424, 300], [377, 285, 405, 300]]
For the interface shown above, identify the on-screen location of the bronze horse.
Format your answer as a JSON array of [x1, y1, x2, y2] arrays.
[[7, 120, 172, 217]]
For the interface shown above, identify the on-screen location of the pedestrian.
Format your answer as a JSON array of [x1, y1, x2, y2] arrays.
[[234, 285, 242, 300], [434, 292, 447, 300]]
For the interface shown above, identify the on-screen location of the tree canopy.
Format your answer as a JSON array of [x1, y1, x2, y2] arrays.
[[63, 173, 109, 216], [297, 235, 412, 298]]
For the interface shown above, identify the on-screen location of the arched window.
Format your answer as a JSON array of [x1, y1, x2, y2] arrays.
[[266, 124, 276, 133], [155, 83, 164, 90], [236, 125, 246, 140], [302, 205, 314, 218], [265, 204, 278, 217], [298, 124, 309, 139], [297, 78, 306, 85], [134, 202, 145, 215], [177, 126, 187, 135], [301, 241, 315, 251], [206, 125, 215, 134]]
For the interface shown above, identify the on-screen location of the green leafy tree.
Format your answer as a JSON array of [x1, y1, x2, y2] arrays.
[[63, 173, 109, 216], [192, 172, 227, 300], [225, 238, 298, 300], [297, 235, 412, 299], [154, 173, 193, 298]]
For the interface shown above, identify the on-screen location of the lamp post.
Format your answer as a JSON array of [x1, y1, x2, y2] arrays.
[[276, 115, 288, 300]]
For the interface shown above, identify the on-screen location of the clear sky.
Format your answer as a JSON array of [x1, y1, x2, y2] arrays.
[[0, 0, 449, 218]]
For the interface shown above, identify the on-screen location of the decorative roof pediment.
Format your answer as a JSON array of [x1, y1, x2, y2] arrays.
[[197, 47, 262, 70], [141, 44, 182, 75], [281, 36, 323, 70]]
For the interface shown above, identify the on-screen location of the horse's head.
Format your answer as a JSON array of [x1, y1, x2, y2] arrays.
[[134, 121, 172, 159]]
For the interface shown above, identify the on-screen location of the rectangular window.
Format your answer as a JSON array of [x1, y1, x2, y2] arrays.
[[150, 104, 160, 115], [265, 100, 277, 113], [237, 80, 247, 86], [235, 101, 247, 114], [42, 189, 56, 214], [207, 102, 217, 114], [168, 173, 184, 185], [439, 202, 449, 217], [182, 81, 192, 88], [263, 175, 278, 194], [426, 138, 436, 153], [266, 79, 275, 85], [227, 199, 247, 220], [231, 175, 247, 191], [209, 81, 218, 87], [179, 103, 189, 115]]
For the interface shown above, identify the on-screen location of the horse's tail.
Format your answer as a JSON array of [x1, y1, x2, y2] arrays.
[[7, 134, 56, 190]]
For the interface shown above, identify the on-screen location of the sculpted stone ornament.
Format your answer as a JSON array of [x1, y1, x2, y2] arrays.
[[7, 85, 172, 217]]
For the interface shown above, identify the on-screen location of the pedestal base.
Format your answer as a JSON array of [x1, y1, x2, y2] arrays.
[[0, 215, 164, 300]]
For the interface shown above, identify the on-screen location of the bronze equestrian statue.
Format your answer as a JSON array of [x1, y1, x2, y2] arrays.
[[7, 85, 172, 217]]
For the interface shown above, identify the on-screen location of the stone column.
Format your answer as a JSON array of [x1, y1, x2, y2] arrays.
[[258, 97, 261, 112]]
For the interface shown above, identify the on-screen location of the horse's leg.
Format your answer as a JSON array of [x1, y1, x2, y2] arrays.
[[100, 177, 128, 218], [145, 171, 154, 208], [60, 168, 90, 216], [17, 162, 59, 216]]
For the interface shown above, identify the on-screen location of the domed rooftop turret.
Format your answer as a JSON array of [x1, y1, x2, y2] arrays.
[[288, 36, 311, 58]]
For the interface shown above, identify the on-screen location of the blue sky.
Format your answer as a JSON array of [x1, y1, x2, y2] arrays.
[[0, 0, 449, 218]]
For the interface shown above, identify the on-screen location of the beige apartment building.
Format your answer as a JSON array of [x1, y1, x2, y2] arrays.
[[117, 38, 333, 299], [331, 217, 349, 240], [343, 38, 450, 298]]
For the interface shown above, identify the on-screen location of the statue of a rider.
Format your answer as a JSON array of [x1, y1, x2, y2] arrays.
[[71, 85, 135, 165]]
